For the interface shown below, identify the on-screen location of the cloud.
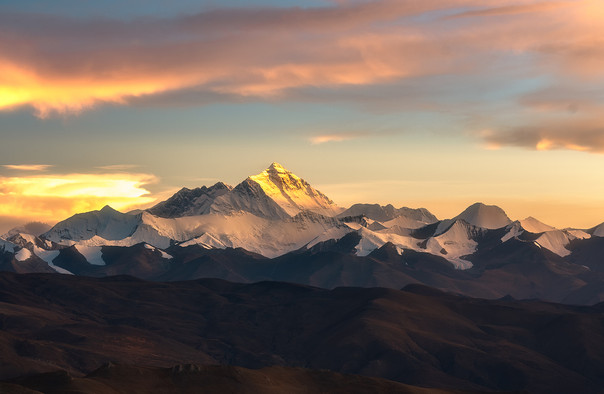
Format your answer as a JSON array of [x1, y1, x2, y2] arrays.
[[1, 0, 598, 117], [0, 172, 159, 226], [518, 86, 603, 113], [310, 133, 365, 144], [4, 0, 604, 155], [474, 82, 604, 154], [2, 164, 53, 171], [480, 120, 604, 153], [95, 164, 141, 171], [445, 2, 569, 19]]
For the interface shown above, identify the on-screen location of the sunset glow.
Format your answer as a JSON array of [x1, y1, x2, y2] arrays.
[[2, 0, 604, 231], [0, 172, 156, 226]]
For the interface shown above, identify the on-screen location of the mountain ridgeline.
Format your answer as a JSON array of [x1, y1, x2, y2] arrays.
[[2, 162, 604, 304], [148, 162, 339, 220]]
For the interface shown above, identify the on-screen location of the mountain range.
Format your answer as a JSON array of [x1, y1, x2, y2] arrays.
[[2, 162, 604, 304]]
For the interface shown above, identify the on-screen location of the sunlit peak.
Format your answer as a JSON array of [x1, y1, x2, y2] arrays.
[[268, 162, 288, 173]]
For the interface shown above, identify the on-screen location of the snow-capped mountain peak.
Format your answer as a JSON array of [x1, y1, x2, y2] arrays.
[[519, 216, 556, 233], [43, 205, 141, 243], [145, 163, 340, 221], [147, 182, 232, 218], [453, 202, 512, 230], [592, 222, 604, 237], [99, 205, 119, 214], [267, 162, 288, 173], [247, 163, 341, 217]]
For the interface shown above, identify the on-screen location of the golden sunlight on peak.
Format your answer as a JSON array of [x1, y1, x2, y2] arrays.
[[250, 163, 309, 195], [268, 162, 288, 172]]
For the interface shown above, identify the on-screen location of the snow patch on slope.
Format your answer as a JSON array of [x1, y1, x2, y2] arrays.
[[424, 221, 479, 269], [143, 243, 173, 259], [382, 215, 432, 230], [306, 227, 353, 249], [566, 229, 590, 239], [15, 248, 31, 261], [353, 227, 418, 257], [0, 238, 15, 253], [48, 261, 73, 275], [534, 230, 572, 257], [75, 245, 105, 266], [181, 233, 227, 250], [501, 222, 523, 242], [33, 247, 60, 265]]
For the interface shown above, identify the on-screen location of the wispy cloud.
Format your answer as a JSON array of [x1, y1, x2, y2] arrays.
[[95, 164, 141, 171], [445, 2, 569, 19], [2, 164, 53, 171], [310, 133, 365, 144]]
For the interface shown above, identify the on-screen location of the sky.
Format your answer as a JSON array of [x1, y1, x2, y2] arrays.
[[2, 0, 604, 232]]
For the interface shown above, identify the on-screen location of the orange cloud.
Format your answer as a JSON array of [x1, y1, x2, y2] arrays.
[[310, 133, 365, 144], [0, 59, 202, 116], [2, 164, 53, 171], [0, 0, 591, 116], [1, 0, 604, 160], [446, 2, 570, 19], [0, 172, 158, 225]]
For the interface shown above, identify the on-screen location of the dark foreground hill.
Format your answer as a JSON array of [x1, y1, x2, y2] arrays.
[[1, 363, 464, 394], [1, 272, 603, 393]]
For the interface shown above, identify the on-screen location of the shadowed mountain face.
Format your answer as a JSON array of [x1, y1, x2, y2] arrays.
[[2, 364, 461, 394], [147, 182, 232, 218], [338, 204, 437, 223], [0, 272, 603, 393], [5, 233, 603, 305]]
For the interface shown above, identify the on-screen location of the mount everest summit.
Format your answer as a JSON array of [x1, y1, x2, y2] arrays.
[[3, 162, 604, 304], [148, 162, 341, 220]]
